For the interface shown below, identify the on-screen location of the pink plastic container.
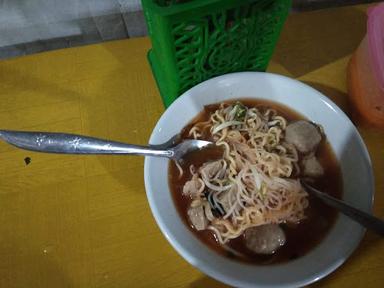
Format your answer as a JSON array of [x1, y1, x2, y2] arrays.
[[348, 3, 384, 128]]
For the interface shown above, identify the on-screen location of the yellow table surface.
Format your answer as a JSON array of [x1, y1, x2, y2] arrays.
[[1, 4, 383, 288]]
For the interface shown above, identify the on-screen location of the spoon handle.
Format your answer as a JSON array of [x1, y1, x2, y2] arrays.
[[302, 182, 384, 236], [0, 130, 173, 157]]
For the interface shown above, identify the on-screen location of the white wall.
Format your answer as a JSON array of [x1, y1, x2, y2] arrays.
[[0, 0, 146, 58]]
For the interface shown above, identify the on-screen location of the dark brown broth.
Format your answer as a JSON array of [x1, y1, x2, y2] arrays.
[[169, 98, 343, 264]]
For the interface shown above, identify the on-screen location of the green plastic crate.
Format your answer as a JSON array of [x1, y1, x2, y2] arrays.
[[142, 0, 291, 107]]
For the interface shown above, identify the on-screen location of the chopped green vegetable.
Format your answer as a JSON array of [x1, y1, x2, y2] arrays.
[[234, 101, 247, 121], [223, 179, 232, 186], [259, 182, 267, 200]]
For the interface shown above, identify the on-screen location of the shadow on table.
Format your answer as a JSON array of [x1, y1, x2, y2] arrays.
[[274, 6, 366, 77], [189, 276, 231, 288], [302, 81, 352, 117]]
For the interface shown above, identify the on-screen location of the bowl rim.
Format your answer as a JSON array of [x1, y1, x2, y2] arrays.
[[144, 72, 374, 288]]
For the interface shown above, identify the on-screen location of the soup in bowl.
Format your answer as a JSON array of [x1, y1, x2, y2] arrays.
[[144, 72, 373, 288]]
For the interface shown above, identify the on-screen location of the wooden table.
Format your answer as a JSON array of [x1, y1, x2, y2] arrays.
[[0, 4, 383, 288]]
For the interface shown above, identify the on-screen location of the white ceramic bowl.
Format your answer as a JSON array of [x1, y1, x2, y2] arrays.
[[144, 72, 374, 288]]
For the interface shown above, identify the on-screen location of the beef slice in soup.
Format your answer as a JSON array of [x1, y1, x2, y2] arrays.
[[200, 160, 225, 179], [285, 120, 322, 154], [183, 175, 203, 197], [302, 156, 324, 177], [245, 224, 286, 254], [187, 205, 207, 231]]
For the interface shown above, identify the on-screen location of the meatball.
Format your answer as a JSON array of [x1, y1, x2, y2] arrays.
[[245, 224, 286, 254], [183, 175, 203, 197], [302, 156, 324, 177], [285, 120, 322, 154]]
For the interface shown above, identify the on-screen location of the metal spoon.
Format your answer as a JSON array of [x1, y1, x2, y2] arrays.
[[301, 181, 384, 236], [3, 130, 381, 234], [0, 130, 212, 162]]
